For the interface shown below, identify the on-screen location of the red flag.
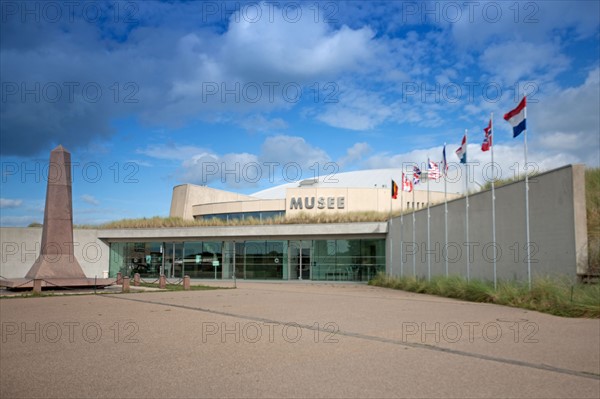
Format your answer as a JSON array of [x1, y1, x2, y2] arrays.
[[402, 173, 413, 192], [482, 119, 492, 151]]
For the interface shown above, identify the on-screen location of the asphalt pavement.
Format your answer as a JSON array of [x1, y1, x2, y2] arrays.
[[1, 282, 598, 398]]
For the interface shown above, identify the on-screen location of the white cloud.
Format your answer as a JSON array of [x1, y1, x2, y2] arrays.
[[259, 135, 330, 168], [144, 135, 332, 188], [0, 198, 23, 208], [220, 4, 375, 80], [450, 1, 600, 50], [338, 142, 373, 167], [531, 67, 600, 166], [180, 151, 260, 188], [137, 144, 209, 161], [160, 3, 377, 123], [317, 88, 393, 130], [126, 159, 153, 168], [480, 41, 569, 84], [81, 194, 100, 206]]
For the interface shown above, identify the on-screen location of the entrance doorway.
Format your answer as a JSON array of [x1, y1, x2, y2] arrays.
[[289, 241, 311, 280], [162, 242, 184, 278]]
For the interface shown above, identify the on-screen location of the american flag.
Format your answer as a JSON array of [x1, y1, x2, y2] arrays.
[[428, 159, 440, 180]]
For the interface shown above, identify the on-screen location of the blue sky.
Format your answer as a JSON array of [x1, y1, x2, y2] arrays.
[[1, 0, 599, 226]]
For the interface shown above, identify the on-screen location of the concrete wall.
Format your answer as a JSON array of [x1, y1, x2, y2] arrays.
[[170, 184, 256, 220], [386, 164, 589, 281], [0, 228, 109, 279]]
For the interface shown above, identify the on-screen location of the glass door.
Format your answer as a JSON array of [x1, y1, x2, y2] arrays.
[[289, 241, 312, 280], [163, 242, 184, 278]]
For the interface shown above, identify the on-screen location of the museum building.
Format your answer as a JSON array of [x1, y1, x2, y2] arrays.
[[107, 169, 456, 282], [1, 164, 588, 285]]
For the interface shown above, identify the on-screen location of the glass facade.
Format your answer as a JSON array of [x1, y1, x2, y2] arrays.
[[109, 238, 385, 281], [196, 211, 285, 222]]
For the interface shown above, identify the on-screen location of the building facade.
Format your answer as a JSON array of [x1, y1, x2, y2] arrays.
[[1, 165, 589, 285], [170, 168, 460, 221]]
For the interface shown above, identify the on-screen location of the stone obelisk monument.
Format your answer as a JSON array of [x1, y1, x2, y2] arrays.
[[1, 145, 114, 290], [25, 145, 88, 280]]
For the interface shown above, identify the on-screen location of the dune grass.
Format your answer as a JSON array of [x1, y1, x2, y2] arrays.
[[76, 212, 394, 229], [586, 168, 600, 274], [369, 274, 600, 318]]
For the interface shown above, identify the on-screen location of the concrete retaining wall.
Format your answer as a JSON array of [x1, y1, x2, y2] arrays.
[[0, 228, 109, 279], [386, 164, 589, 282]]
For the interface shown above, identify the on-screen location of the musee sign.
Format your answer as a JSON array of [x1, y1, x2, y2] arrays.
[[289, 197, 345, 210]]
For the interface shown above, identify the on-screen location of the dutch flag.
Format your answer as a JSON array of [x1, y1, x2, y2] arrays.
[[504, 96, 527, 138], [455, 135, 467, 164]]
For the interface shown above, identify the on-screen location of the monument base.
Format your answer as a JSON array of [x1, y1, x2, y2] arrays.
[[0, 277, 114, 291]]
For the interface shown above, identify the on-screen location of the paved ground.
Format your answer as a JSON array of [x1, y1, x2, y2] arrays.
[[1, 282, 599, 398]]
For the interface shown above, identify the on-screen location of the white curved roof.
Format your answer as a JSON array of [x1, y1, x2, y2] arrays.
[[251, 168, 464, 199]]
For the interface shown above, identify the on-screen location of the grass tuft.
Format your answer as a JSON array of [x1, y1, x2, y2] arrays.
[[586, 168, 600, 274], [369, 274, 600, 318], [76, 212, 397, 229]]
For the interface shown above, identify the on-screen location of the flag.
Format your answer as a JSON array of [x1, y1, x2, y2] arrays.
[[402, 173, 413, 192], [455, 135, 467, 164], [482, 119, 492, 151], [391, 179, 399, 199], [441, 145, 449, 175], [428, 159, 440, 180], [413, 166, 421, 185], [504, 96, 526, 138]]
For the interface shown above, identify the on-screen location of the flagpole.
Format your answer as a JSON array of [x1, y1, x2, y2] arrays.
[[491, 113, 497, 289], [444, 144, 448, 277], [400, 174, 404, 277], [465, 129, 470, 282], [389, 181, 393, 277], [524, 102, 531, 289], [427, 158, 431, 282], [412, 187, 416, 277]]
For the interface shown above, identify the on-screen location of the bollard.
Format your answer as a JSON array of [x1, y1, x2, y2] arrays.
[[116, 272, 123, 285], [159, 274, 166, 289], [134, 273, 140, 287], [33, 279, 42, 294], [183, 275, 191, 290], [122, 276, 130, 292]]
